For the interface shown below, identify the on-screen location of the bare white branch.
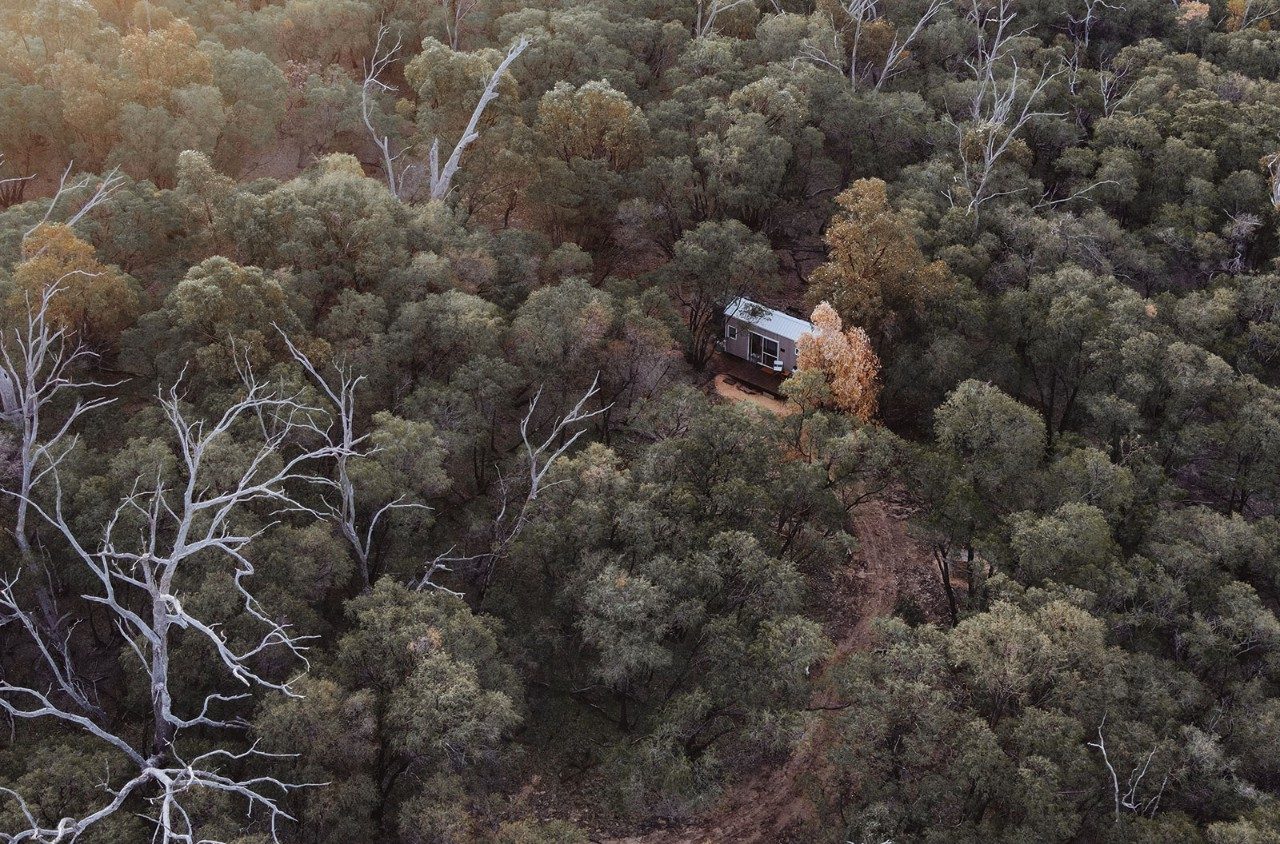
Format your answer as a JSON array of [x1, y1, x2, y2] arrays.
[[428, 36, 529, 201], [360, 25, 529, 203], [1067, 0, 1122, 52], [1236, 0, 1280, 28], [1033, 177, 1119, 210], [875, 0, 948, 91], [0, 153, 36, 209], [797, 0, 948, 91], [280, 328, 429, 588], [1265, 151, 1280, 211], [440, 0, 480, 50], [1088, 716, 1169, 822], [0, 345, 346, 843], [695, 0, 756, 37], [23, 162, 125, 245], [945, 0, 1065, 216], [1, 279, 120, 556], [417, 376, 610, 595], [361, 24, 421, 201]]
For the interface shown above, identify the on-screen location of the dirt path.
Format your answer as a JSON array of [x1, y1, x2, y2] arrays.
[[600, 492, 943, 844], [829, 492, 945, 655]]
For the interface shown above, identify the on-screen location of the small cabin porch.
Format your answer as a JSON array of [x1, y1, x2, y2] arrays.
[[708, 349, 786, 398]]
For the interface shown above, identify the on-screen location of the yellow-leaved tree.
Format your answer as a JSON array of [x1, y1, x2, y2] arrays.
[[789, 302, 881, 422], [9, 224, 141, 350]]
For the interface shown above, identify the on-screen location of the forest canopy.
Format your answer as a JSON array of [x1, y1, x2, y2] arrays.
[[4, 0, 1280, 842]]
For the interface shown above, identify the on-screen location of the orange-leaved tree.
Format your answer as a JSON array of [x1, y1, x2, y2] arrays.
[[790, 301, 881, 422], [807, 178, 948, 345]]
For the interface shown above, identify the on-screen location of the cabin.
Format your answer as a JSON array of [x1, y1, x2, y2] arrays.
[[720, 298, 813, 374]]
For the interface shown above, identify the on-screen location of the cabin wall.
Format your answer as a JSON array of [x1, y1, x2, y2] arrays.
[[722, 318, 801, 372], [722, 317, 751, 361]]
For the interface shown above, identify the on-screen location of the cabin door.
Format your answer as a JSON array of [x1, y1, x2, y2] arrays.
[[749, 332, 778, 368]]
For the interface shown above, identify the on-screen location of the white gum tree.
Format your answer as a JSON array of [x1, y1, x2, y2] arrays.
[[418, 377, 609, 600], [800, 0, 949, 91], [947, 0, 1063, 216], [361, 23, 529, 201], [0, 353, 353, 843], [280, 330, 428, 590], [1, 281, 118, 557]]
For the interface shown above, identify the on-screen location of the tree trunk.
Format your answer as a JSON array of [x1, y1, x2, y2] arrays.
[[935, 546, 959, 626]]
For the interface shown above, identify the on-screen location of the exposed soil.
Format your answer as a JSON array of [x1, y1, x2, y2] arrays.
[[827, 491, 948, 655], [598, 489, 946, 844], [711, 373, 795, 416], [239, 141, 311, 182]]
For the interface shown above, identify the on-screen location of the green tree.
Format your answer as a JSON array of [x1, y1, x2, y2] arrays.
[[817, 602, 1206, 844], [658, 220, 777, 366], [257, 580, 522, 842], [124, 255, 309, 393], [909, 380, 1047, 622], [995, 266, 1147, 448]]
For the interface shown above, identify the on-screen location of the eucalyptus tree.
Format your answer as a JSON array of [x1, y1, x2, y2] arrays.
[[0, 355, 354, 842], [658, 220, 777, 366], [0, 282, 116, 558], [798, 0, 950, 91], [362, 24, 530, 201]]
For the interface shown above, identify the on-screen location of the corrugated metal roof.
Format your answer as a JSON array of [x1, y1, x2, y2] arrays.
[[724, 298, 814, 341]]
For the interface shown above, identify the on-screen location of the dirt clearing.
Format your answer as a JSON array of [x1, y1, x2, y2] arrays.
[[711, 374, 795, 415]]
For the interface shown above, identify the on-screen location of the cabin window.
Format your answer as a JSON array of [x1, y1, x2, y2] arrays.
[[726, 324, 737, 341], [748, 332, 780, 368]]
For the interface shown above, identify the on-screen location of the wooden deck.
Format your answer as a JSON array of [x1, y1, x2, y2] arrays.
[[709, 351, 787, 397]]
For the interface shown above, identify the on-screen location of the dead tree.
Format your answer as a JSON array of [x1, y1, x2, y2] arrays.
[[694, 0, 756, 37], [361, 23, 529, 201], [361, 25, 416, 200], [1222, 212, 1262, 274], [1089, 717, 1169, 822], [1265, 152, 1280, 211], [1, 281, 118, 557], [0, 354, 349, 843], [23, 162, 124, 246], [440, 0, 479, 50], [0, 154, 35, 209], [1231, 0, 1280, 28], [799, 0, 948, 91], [1032, 177, 1119, 211], [1098, 60, 1133, 117], [417, 377, 609, 598], [946, 0, 1063, 216], [873, 0, 947, 90], [426, 35, 529, 200], [281, 331, 425, 589], [1067, 0, 1121, 54], [1064, 0, 1122, 99]]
